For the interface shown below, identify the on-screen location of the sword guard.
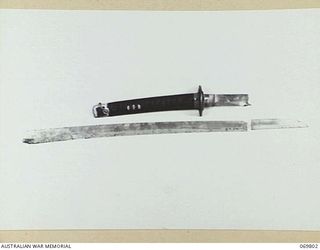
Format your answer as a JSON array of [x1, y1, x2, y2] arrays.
[[196, 85, 205, 116]]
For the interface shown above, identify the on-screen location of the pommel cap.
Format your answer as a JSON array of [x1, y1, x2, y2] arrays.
[[93, 103, 109, 118]]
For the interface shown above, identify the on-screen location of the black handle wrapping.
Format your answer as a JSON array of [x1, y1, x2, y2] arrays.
[[109, 93, 195, 116], [93, 86, 205, 117]]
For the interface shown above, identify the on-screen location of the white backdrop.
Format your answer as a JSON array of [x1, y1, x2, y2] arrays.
[[0, 9, 320, 229]]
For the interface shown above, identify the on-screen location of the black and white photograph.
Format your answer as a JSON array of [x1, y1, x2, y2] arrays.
[[0, 0, 320, 246]]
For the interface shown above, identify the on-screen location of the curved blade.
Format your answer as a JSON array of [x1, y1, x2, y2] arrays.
[[23, 121, 247, 144]]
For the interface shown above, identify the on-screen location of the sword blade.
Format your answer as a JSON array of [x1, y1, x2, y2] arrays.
[[205, 94, 250, 107], [23, 121, 248, 144], [23, 119, 307, 144]]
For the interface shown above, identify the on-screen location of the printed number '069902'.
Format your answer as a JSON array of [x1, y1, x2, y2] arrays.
[[300, 244, 318, 248]]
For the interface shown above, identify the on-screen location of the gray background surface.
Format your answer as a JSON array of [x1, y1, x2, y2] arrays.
[[0, 9, 319, 230]]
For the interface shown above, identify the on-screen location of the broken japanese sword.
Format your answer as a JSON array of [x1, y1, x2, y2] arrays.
[[23, 119, 307, 144], [93, 86, 250, 117]]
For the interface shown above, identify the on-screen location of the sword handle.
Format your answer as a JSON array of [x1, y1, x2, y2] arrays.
[[93, 86, 205, 117]]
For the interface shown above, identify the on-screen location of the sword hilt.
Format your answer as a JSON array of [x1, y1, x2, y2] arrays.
[[93, 86, 249, 117], [93, 86, 206, 117]]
